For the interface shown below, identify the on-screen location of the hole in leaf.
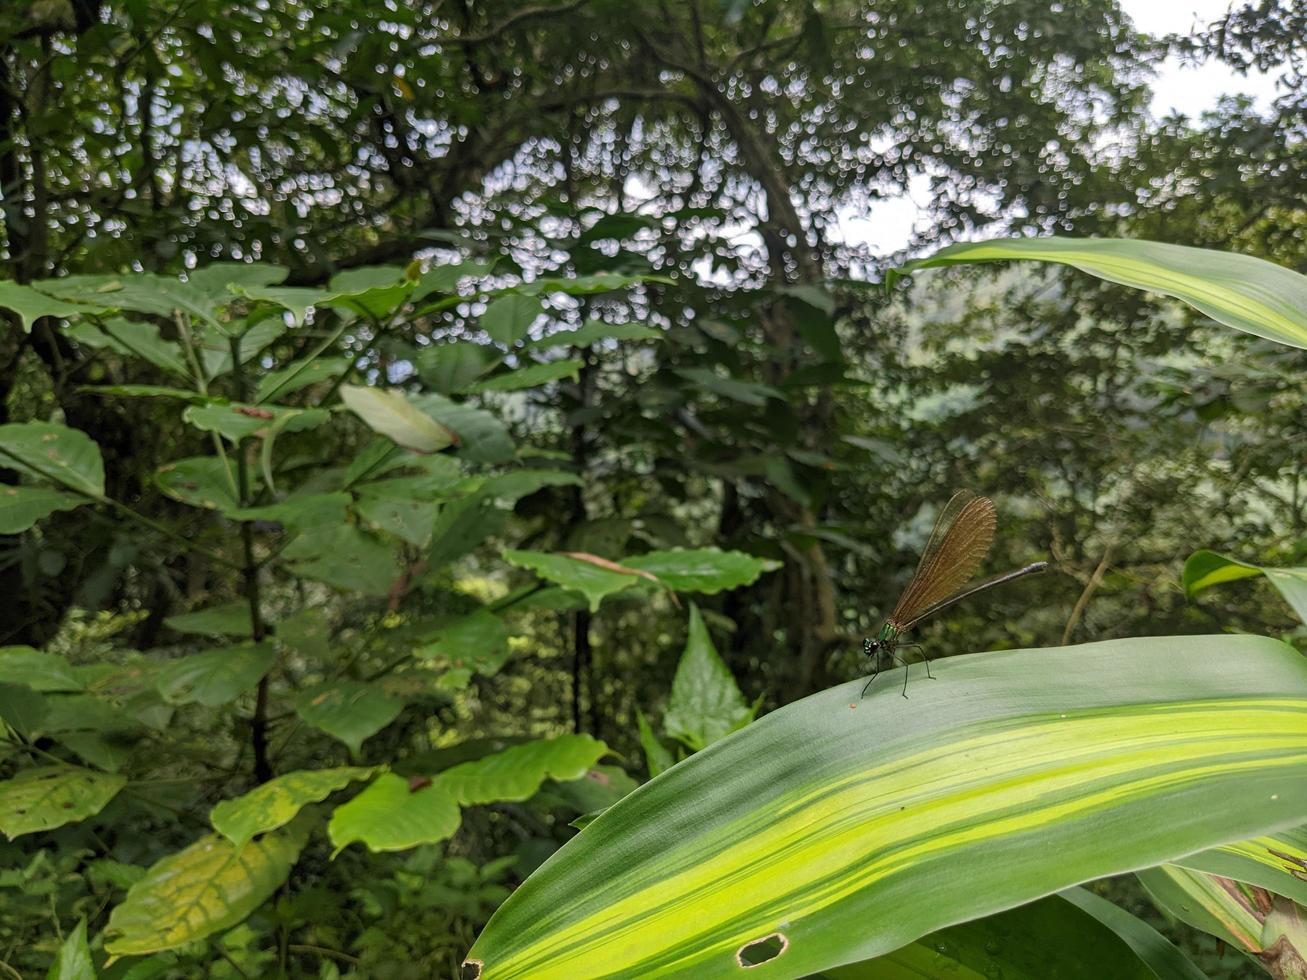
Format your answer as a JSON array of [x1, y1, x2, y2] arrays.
[[737, 932, 788, 968], [461, 959, 483, 980]]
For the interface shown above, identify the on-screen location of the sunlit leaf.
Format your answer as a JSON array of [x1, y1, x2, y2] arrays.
[[0, 422, 105, 497], [896, 236, 1307, 350], [503, 549, 642, 611], [340, 385, 456, 453], [154, 644, 277, 707], [467, 635, 1307, 978], [0, 767, 126, 839], [104, 830, 304, 956], [624, 548, 782, 595], [211, 767, 374, 846]]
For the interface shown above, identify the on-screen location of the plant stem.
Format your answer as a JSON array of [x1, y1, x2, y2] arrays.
[[231, 335, 273, 783]]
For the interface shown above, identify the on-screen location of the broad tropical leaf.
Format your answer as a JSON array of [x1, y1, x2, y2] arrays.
[[0, 647, 83, 692], [466, 635, 1307, 979], [1183, 550, 1307, 623], [895, 237, 1307, 350], [481, 293, 543, 346], [164, 601, 253, 638], [0, 423, 105, 497], [104, 830, 304, 957], [211, 766, 374, 845], [154, 643, 277, 707], [294, 680, 405, 753], [340, 385, 456, 453], [0, 485, 84, 532]]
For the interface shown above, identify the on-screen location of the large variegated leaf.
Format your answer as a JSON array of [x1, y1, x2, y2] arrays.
[[466, 635, 1307, 979], [894, 237, 1307, 349], [1174, 823, 1307, 906]]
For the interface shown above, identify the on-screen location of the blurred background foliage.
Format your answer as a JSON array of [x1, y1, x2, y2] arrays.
[[0, 0, 1304, 976]]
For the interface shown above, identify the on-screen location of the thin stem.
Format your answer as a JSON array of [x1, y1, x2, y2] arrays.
[[231, 335, 273, 783], [257, 318, 352, 404]]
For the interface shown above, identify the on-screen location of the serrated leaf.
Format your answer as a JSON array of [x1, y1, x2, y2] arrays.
[[282, 525, 401, 595], [411, 393, 515, 464], [104, 831, 303, 956], [340, 385, 456, 453], [211, 767, 374, 846], [0, 422, 105, 497], [0, 486, 84, 532], [1183, 550, 1307, 624], [294, 681, 404, 753], [155, 457, 238, 512], [464, 358, 583, 394], [0, 767, 126, 838], [327, 772, 461, 854], [0, 646, 83, 692], [503, 549, 642, 612], [154, 644, 276, 707], [183, 402, 329, 443], [662, 605, 753, 751], [624, 548, 781, 595], [164, 601, 253, 638], [415, 609, 509, 676], [481, 293, 543, 346]]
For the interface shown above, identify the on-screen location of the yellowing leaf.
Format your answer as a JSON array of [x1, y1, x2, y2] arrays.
[[0, 766, 126, 839], [211, 767, 374, 845], [340, 385, 456, 453]]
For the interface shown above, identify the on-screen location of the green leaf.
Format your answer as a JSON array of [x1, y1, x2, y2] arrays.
[[416, 341, 502, 394], [411, 393, 516, 464], [0, 281, 101, 331], [675, 367, 784, 406], [0, 646, 83, 692], [826, 889, 1206, 980], [46, 917, 94, 980], [1175, 824, 1307, 908], [104, 830, 303, 957], [481, 293, 543, 346], [527, 319, 663, 349], [0, 422, 105, 497], [353, 490, 436, 547], [164, 601, 253, 638], [428, 493, 508, 566], [624, 548, 782, 595], [282, 525, 401, 595], [467, 634, 1307, 978], [327, 772, 461, 855], [66, 318, 189, 377], [294, 681, 404, 753], [234, 492, 352, 532], [232, 284, 333, 327], [328, 735, 607, 854], [412, 258, 498, 299], [662, 605, 752, 752], [477, 469, 581, 504], [321, 265, 413, 318], [183, 402, 329, 443], [502, 549, 644, 612], [154, 643, 276, 707], [1183, 549, 1307, 623], [255, 356, 351, 402], [1136, 865, 1259, 950], [0, 682, 49, 737], [415, 609, 510, 676], [0, 767, 126, 838], [637, 709, 674, 778], [0, 486, 84, 532], [155, 457, 238, 512], [464, 358, 583, 394], [440, 734, 608, 806], [275, 608, 332, 662], [211, 767, 374, 846], [340, 385, 456, 454], [896, 236, 1307, 350], [78, 384, 204, 401]]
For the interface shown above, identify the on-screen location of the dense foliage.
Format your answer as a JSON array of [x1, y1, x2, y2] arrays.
[[1, 2, 1305, 978]]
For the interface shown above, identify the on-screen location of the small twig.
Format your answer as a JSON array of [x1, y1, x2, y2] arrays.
[[1061, 542, 1115, 645]]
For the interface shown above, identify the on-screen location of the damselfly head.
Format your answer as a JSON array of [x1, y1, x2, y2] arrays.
[[862, 637, 879, 657]]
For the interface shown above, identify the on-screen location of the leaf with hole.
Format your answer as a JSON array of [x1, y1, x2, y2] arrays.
[[467, 635, 1307, 978], [103, 829, 304, 956], [0, 767, 126, 839]]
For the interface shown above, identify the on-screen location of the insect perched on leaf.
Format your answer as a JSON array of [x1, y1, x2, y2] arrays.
[[863, 490, 1047, 697]]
